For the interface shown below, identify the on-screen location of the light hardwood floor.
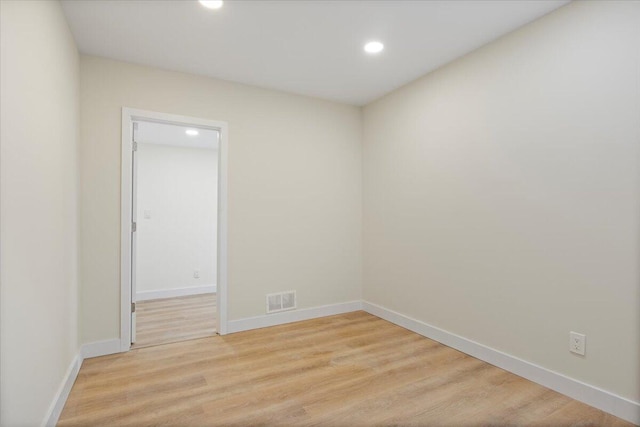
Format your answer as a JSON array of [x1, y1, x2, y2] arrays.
[[133, 293, 216, 349], [59, 311, 633, 426]]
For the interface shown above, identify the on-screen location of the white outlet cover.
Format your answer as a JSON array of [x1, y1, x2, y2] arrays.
[[569, 331, 586, 356]]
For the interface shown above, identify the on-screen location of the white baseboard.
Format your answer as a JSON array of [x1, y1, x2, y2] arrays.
[[80, 339, 122, 359], [227, 300, 363, 334], [362, 301, 640, 425], [136, 284, 216, 301], [42, 354, 82, 427], [43, 339, 123, 426]]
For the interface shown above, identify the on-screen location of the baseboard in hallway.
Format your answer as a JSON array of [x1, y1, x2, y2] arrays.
[[136, 284, 216, 301]]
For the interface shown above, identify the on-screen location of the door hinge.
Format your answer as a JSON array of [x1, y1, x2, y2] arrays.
[[131, 302, 136, 313], [132, 222, 137, 232], [132, 122, 139, 150]]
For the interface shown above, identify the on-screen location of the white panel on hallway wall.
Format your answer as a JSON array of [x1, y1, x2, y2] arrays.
[[136, 142, 218, 294]]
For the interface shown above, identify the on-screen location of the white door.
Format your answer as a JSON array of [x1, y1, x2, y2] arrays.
[[131, 121, 139, 344]]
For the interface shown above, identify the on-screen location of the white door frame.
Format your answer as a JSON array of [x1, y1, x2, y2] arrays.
[[120, 107, 229, 351]]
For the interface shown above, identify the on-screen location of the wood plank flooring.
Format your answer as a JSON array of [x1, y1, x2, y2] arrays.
[[59, 311, 633, 426], [133, 293, 216, 349]]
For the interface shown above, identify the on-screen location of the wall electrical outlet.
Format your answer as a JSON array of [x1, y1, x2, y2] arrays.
[[569, 331, 586, 356], [194, 270, 200, 279]]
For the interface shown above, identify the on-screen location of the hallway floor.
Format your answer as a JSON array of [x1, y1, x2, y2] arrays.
[[133, 293, 216, 349]]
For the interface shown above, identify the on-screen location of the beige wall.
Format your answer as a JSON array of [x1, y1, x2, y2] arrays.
[[363, 0, 640, 402], [0, 1, 80, 424], [80, 56, 363, 343]]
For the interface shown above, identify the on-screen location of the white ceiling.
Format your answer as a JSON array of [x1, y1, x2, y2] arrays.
[[61, 0, 569, 106], [136, 121, 219, 150]]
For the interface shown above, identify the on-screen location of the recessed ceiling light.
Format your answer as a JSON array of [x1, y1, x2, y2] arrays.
[[185, 129, 199, 136], [364, 41, 384, 54], [199, 0, 223, 10]]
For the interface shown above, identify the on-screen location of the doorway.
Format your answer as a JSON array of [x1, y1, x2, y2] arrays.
[[120, 108, 228, 352], [132, 120, 218, 347]]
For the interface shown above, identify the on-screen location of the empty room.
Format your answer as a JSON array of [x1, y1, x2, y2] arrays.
[[1, 0, 638, 426]]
